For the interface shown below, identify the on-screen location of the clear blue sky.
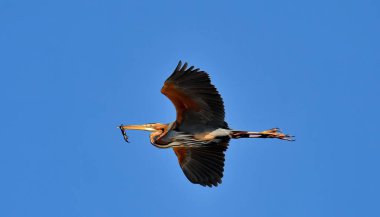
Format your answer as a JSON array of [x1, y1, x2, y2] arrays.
[[1, 0, 379, 216]]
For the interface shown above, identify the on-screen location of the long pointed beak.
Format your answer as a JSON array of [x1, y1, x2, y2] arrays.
[[118, 124, 156, 132]]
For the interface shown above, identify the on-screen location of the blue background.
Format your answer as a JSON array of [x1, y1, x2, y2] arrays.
[[1, 0, 379, 216]]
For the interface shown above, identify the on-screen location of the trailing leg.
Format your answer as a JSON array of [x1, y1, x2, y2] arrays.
[[230, 128, 295, 141]]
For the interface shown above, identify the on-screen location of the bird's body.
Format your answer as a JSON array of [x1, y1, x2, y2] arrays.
[[119, 61, 294, 187]]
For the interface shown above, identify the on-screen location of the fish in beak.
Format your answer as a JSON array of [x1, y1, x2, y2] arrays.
[[118, 124, 159, 143]]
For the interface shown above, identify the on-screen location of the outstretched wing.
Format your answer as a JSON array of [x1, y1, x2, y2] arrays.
[[172, 139, 229, 187], [161, 61, 226, 132]]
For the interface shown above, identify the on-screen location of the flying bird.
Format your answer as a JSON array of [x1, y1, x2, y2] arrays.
[[118, 61, 294, 187]]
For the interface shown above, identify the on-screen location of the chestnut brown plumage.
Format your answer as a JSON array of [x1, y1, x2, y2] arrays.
[[119, 61, 294, 187]]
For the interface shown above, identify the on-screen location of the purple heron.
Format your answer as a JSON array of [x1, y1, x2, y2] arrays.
[[119, 61, 294, 187]]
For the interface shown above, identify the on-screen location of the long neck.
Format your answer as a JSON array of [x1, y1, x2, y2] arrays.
[[150, 122, 176, 148], [149, 131, 163, 145]]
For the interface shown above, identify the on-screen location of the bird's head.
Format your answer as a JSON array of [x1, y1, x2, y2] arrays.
[[118, 123, 167, 143]]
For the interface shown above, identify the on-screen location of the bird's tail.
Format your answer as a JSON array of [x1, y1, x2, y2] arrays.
[[230, 128, 295, 141]]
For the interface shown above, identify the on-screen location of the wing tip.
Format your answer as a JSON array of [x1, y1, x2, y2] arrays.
[[174, 60, 190, 72], [181, 62, 188, 71], [175, 60, 182, 71], [174, 61, 204, 74]]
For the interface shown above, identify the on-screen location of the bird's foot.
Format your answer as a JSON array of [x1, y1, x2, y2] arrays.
[[260, 128, 295, 141]]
